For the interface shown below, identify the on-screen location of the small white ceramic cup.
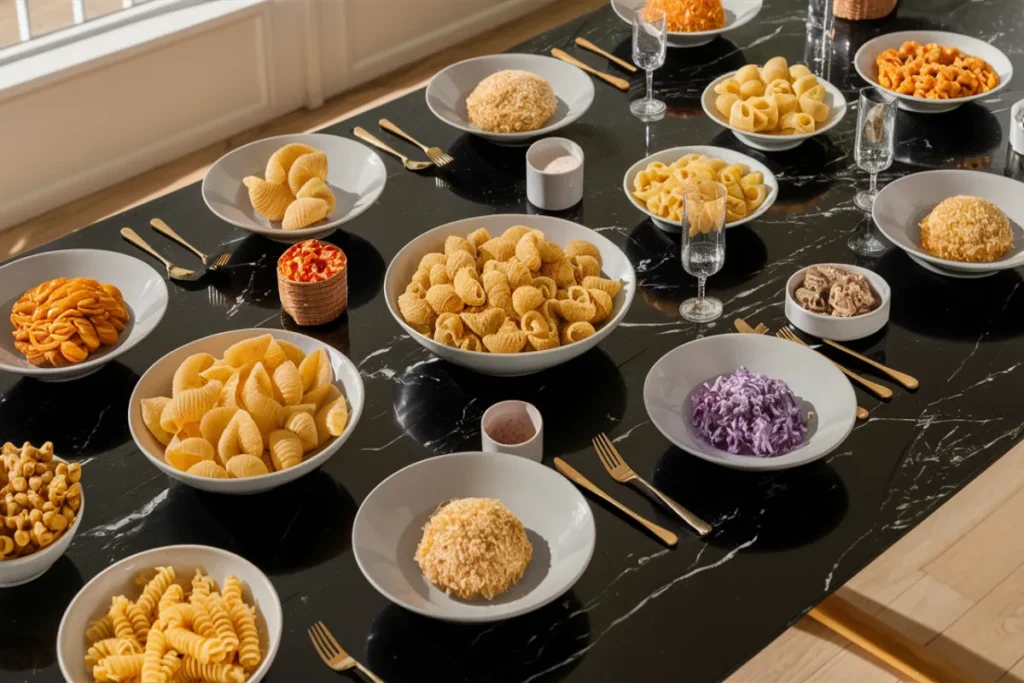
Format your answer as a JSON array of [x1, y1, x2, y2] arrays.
[[526, 137, 584, 211], [481, 400, 544, 462]]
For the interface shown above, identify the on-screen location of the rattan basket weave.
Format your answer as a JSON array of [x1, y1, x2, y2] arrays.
[[277, 267, 348, 326], [834, 0, 896, 20]]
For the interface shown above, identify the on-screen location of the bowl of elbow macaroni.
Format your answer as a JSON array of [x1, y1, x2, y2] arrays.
[[384, 214, 636, 376]]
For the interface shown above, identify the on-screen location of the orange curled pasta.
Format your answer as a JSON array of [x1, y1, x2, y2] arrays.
[[558, 287, 596, 323], [460, 308, 505, 337], [562, 321, 596, 344], [425, 284, 464, 315], [453, 267, 486, 306]]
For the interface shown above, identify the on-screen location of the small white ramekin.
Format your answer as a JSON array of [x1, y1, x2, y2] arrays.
[[526, 137, 584, 211], [784, 264, 891, 341], [481, 400, 544, 462]]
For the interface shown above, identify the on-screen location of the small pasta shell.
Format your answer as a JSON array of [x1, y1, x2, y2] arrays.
[[505, 258, 532, 289], [453, 268, 486, 306], [531, 276, 557, 300], [570, 255, 600, 282], [466, 228, 491, 247], [287, 151, 329, 195], [514, 233, 542, 271], [282, 197, 329, 231], [444, 235, 476, 258], [187, 460, 230, 479], [563, 239, 601, 265], [285, 411, 319, 452], [444, 250, 476, 280], [478, 237, 515, 263], [141, 397, 173, 446], [562, 321, 596, 344], [418, 253, 446, 271], [226, 454, 269, 479], [302, 383, 341, 410], [261, 339, 289, 371], [269, 429, 303, 471], [325, 398, 349, 437], [580, 276, 623, 298], [459, 333, 484, 352], [223, 335, 272, 368], [200, 406, 237, 445], [429, 263, 451, 286], [425, 284, 464, 315], [588, 288, 614, 323], [558, 286, 596, 323], [502, 225, 532, 243], [278, 403, 316, 422], [200, 364, 236, 384], [265, 143, 315, 184], [276, 339, 307, 365], [166, 437, 214, 472], [232, 410, 264, 458], [483, 330, 527, 354], [539, 240, 564, 263], [298, 348, 333, 391], [171, 381, 222, 429], [541, 259, 576, 288], [173, 353, 215, 397], [398, 291, 436, 328], [243, 177, 293, 221], [512, 286, 544, 318], [460, 307, 505, 337], [271, 360, 303, 405], [296, 177, 336, 214]]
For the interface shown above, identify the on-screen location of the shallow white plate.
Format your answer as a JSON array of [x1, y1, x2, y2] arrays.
[[872, 169, 1024, 276], [352, 452, 595, 623], [384, 214, 636, 376], [610, 0, 763, 48], [58, 545, 282, 683], [854, 30, 1012, 114], [784, 264, 891, 341], [129, 328, 364, 494], [622, 145, 778, 232], [644, 334, 856, 471], [202, 133, 387, 243], [0, 249, 168, 382], [425, 54, 595, 145], [701, 71, 848, 152]]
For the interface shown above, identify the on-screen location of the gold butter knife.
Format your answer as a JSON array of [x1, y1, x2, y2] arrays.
[[821, 338, 919, 390], [554, 457, 678, 547], [574, 37, 637, 73], [550, 48, 630, 91]]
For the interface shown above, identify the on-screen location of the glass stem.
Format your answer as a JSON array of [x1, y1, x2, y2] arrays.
[[697, 275, 706, 305], [646, 69, 653, 103], [869, 171, 878, 197]]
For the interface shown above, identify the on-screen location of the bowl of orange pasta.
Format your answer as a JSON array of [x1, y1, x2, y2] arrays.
[[384, 215, 636, 376], [609, 0, 763, 48], [58, 545, 282, 683], [623, 146, 777, 232], [129, 330, 364, 494], [854, 31, 1012, 114]]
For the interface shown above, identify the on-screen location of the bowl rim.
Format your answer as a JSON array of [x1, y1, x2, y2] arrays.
[[383, 214, 637, 361], [852, 30, 1013, 107], [201, 132, 387, 238], [783, 263, 891, 324], [0, 249, 169, 377], [424, 53, 596, 141], [57, 543, 283, 682], [351, 450, 596, 623], [127, 328, 365, 490], [701, 71, 848, 141], [609, 0, 764, 38], [0, 454, 84, 570], [621, 144, 778, 229]]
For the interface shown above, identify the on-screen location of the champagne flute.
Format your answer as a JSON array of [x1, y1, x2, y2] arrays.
[[851, 86, 896, 254], [631, 7, 667, 122], [679, 180, 727, 323]]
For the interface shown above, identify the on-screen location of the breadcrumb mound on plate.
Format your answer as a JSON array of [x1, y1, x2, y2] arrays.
[[466, 70, 556, 134], [919, 195, 1013, 263]]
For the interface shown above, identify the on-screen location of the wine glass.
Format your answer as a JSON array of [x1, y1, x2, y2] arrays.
[[631, 7, 667, 122], [851, 86, 897, 254], [679, 180, 727, 323]]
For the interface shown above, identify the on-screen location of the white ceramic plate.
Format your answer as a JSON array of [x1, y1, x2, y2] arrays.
[[622, 145, 778, 232], [425, 54, 595, 145], [202, 133, 387, 243], [644, 334, 856, 471], [854, 30, 1012, 114], [872, 169, 1024, 275], [58, 545, 282, 683], [784, 265, 891, 341], [129, 328, 364, 494], [352, 452, 595, 623], [701, 71, 848, 152], [0, 249, 168, 382], [610, 0, 763, 48], [384, 214, 636, 376]]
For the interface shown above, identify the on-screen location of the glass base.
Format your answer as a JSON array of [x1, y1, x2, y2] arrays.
[[679, 296, 722, 323], [848, 225, 888, 256], [854, 190, 877, 212], [630, 98, 666, 122]]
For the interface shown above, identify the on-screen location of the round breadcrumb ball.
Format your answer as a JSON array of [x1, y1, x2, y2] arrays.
[[919, 195, 1013, 263], [466, 70, 556, 133], [414, 497, 532, 600]]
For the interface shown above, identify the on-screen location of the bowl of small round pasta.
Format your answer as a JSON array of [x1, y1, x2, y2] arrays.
[[128, 329, 364, 494], [57, 544, 283, 683], [623, 145, 778, 233], [384, 214, 636, 376]]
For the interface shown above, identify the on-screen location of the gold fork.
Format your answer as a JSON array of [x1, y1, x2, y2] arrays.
[[308, 620, 384, 682], [776, 327, 894, 399], [379, 119, 453, 167], [150, 219, 231, 270], [752, 321, 769, 334], [353, 126, 433, 171], [120, 228, 196, 281], [593, 433, 711, 536]]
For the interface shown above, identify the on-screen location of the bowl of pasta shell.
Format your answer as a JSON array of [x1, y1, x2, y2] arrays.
[[57, 544, 283, 683], [609, 0, 763, 49], [701, 57, 848, 152], [623, 146, 777, 232], [129, 329, 364, 494], [385, 214, 636, 376]]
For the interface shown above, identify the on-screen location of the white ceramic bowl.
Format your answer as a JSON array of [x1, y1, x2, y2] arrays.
[[701, 71, 848, 152], [425, 54, 595, 145], [58, 545, 282, 683], [610, 0, 763, 48], [872, 170, 1024, 277], [202, 133, 387, 243], [644, 334, 856, 471], [129, 328, 364, 494], [384, 214, 636, 376], [0, 457, 83, 587], [622, 145, 778, 233], [352, 452, 595, 623], [784, 265, 890, 341], [854, 31, 1012, 114], [0, 249, 168, 382]]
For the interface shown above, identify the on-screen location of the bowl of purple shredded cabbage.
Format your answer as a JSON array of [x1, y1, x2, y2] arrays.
[[643, 334, 856, 471]]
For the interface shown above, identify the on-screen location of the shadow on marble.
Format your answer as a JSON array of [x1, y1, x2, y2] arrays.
[[0, 555, 84, 672], [206, 235, 282, 312], [366, 591, 590, 683], [281, 310, 351, 358], [327, 230, 386, 310], [393, 348, 627, 456], [894, 104, 1004, 169], [652, 446, 848, 551]]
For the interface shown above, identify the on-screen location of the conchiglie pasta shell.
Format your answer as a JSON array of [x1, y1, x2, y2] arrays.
[[429, 263, 451, 286], [141, 397, 173, 446], [170, 381, 222, 430], [271, 361, 303, 406], [242, 371, 281, 439], [539, 241, 564, 263], [588, 288, 614, 323], [502, 225, 532, 243], [761, 56, 789, 83], [466, 228, 491, 247], [173, 353, 215, 397], [287, 151, 328, 195], [295, 177, 336, 214], [570, 255, 600, 282], [425, 284, 464, 315], [260, 339, 288, 371], [285, 411, 319, 452], [243, 177, 293, 221], [226, 454, 269, 479], [166, 438, 214, 472], [223, 335, 272, 368], [563, 239, 601, 264], [298, 348, 333, 392], [580, 276, 622, 297], [735, 64, 761, 83], [483, 330, 527, 354], [282, 197, 329, 231], [187, 460, 229, 479], [562, 321, 596, 344], [460, 307, 505, 337], [325, 399, 348, 437], [453, 268, 486, 306], [444, 250, 476, 280], [302, 383, 340, 411], [269, 429, 303, 471], [265, 143, 315, 184], [199, 407, 237, 445], [531, 276, 557, 300], [514, 234, 542, 271], [444, 235, 476, 258], [398, 291, 436, 327], [716, 93, 740, 118], [278, 403, 316, 423], [459, 333, 483, 352], [199, 364, 236, 384], [419, 253, 446, 271], [512, 286, 544, 317], [276, 339, 306, 366], [233, 410, 264, 458]]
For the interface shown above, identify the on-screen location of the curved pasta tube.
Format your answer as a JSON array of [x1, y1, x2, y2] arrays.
[[558, 286, 597, 323], [745, 184, 769, 211], [173, 353, 215, 397], [433, 312, 464, 347], [425, 284, 464, 315], [562, 321, 596, 344], [799, 94, 830, 122], [715, 93, 740, 118], [780, 111, 816, 134], [138, 567, 175, 619], [725, 195, 749, 222], [444, 234, 476, 258], [764, 78, 793, 96], [746, 96, 779, 131], [511, 286, 544, 318], [93, 654, 144, 682], [729, 100, 766, 133], [483, 330, 527, 354], [521, 311, 558, 351], [165, 626, 226, 664], [504, 258, 532, 290], [580, 276, 622, 298], [713, 78, 741, 95]]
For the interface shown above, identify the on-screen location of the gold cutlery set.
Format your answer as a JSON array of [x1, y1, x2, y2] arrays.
[[308, 620, 384, 682], [121, 218, 232, 281], [353, 120, 453, 173], [549, 38, 639, 92]]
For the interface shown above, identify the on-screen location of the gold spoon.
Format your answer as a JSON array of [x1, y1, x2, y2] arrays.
[[353, 126, 433, 171], [120, 228, 196, 280]]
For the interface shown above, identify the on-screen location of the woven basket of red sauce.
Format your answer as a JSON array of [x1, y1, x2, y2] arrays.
[[277, 239, 348, 325]]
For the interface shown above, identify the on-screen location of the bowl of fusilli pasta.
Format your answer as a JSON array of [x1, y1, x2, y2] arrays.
[[623, 146, 778, 233], [385, 215, 636, 376]]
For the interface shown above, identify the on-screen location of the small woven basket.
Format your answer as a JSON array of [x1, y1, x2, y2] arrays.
[[833, 0, 896, 20], [277, 267, 348, 326]]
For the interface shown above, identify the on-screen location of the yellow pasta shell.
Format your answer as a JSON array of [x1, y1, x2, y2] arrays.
[[226, 454, 269, 479], [444, 234, 476, 258], [478, 237, 515, 263], [243, 176, 293, 221], [269, 429, 303, 471], [232, 410, 264, 458], [223, 335, 272, 368], [453, 267, 486, 306], [296, 177, 336, 214], [425, 284, 464, 315], [324, 398, 349, 437], [276, 339, 307, 366], [459, 333, 483, 352], [504, 258, 533, 290], [170, 380, 222, 429], [460, 307, 506, 337], [716, 93, 741, 118], [588, 288, 614, 323], [261, 339, 288, 370], [444, 250, 476, 281], [483, 330, 527, 354], [166, 437, 214, 472], [200, 406, 237, 445], [282, 197, 329, 231], [511, 285, 544, 318], [541, 259, 576, 288], [265, 143, 315, 184], [187, 460, 229, 479], [562, 321, 596, 344], [398, 291, 436, 328], [429, 263, 451, 286], [272, 360, 303, 406], [173, 353, 215, 397], [287, 151, 328, 195], [302, 382, 340, 410], [200, 364, 237, 384], [514, 233, 542, 271], [297, 348, 333, 392], [761, 56, 789, 83], [581, 276, 622, 297], [467, 228, 491, 247], [141, 397, 173, 446]]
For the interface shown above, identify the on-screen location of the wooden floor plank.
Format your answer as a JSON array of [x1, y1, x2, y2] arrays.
[[725, 618, 852, 683], [804, 645, 903, 683], [878, 575, 975, 645]]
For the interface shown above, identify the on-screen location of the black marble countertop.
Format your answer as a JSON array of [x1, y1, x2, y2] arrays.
[[3, 1, 1024, 681]]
